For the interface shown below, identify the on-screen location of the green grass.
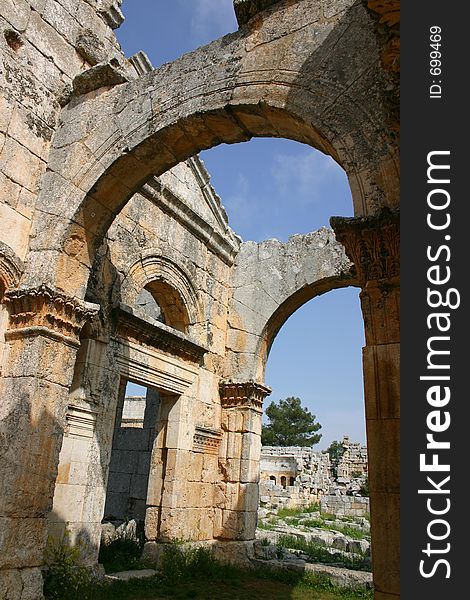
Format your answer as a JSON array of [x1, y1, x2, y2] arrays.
[[277, 535, 371, 572], [44, 544, 372, 600], [276, 503, 320, 519], [300, 520, 368, 541]]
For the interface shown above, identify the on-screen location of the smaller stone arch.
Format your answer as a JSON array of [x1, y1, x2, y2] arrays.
[[0, 243, 24, 376], [0, 241, 24, 295], [122, 255, 200, 333]]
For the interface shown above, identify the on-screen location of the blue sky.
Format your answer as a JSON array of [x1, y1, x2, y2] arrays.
[[117, 1, 366, 449]]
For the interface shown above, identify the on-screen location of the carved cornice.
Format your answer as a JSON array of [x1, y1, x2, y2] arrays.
[[66, 404, 99, 438], [219, 380, 272, 413], [4, 286, 99, 345], [330, 209, 399, 285], [193, 425, 223, 455], [115, 304, 207, 363], [141, 179, 240, 266]]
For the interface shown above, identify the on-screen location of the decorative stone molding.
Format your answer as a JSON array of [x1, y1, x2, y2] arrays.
[[330, 209, 399, 285], [141, 180, 239, 267], [0, 242, 24, 292], [115, 338, 199, 395], [219, 380, 272, 413], [122, 254, 201, 327], [129, 51, 154, 77], [4, 286, 99, 345], [65, 405, 99, 438], [115, 304, 207, 363], [193, 426, 223, 455]]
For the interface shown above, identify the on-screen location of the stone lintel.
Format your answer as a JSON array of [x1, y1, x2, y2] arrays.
[[330, 208, 399, 285], [219, 380, 272, 412], [4, 285, 99, 345], [115, 304, 207, 363]]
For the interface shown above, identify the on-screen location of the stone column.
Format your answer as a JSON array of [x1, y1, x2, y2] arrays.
[[0, 286, 98, 598], [332, 209, 400, 600], [217, 380, 271, 540]]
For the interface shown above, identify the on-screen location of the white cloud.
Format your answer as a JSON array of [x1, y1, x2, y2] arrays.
[[272, 149, 345, 204], [189, 0, 236, 41]]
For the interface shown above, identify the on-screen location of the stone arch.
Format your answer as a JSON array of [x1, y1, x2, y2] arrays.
[[256, 277, 359, 380], [0, 243, 24, 377], [0, 242, 23, 294], [23, 0, 398, 298], [121, 255, 200, 333], [225, 229, 357, 381]]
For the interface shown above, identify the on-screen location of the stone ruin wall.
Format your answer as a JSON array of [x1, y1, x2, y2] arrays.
[[0, 1, 400, 598], [260, 436, 369, 515]]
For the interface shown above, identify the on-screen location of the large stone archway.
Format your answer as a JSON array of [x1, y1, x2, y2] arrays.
[[21, 0, 398, 299], [0, 1, 399, 598]]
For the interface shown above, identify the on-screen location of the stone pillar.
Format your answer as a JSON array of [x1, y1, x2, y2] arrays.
[[332, 209, 400, 600], [0, 286, 98, 598], [217, 380, 271, 540]]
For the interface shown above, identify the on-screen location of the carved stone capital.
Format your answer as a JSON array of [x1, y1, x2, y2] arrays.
[[4, 286, 99, 346], [219, 380, 272, 413], [331, 209, 399, 286]]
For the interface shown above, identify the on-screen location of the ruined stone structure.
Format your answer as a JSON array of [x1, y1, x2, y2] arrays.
[[336, 436, 369, 481], [259, 437, 368, 510], [0, 1, 399, 598], [260, 446, 332, 504]]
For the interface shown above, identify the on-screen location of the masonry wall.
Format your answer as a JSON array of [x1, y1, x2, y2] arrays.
[[0, 0, 128, 263], [320, 495, 370, 518]]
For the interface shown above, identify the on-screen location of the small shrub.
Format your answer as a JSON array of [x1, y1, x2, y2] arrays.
[[43, 534, 93, 600], [277, 502, 320, 519], [261, 537, 271, 546], [359, 478, 369, 497], [301, 518, 325, 529], [98, 522, 145, 573]]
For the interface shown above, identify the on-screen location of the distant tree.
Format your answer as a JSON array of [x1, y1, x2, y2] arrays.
[[326, 440, 345, 464], [261, 397, 322, 447]]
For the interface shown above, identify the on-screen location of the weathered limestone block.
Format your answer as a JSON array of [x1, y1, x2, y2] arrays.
[[98, 0, 124, 30], [76, 29, 108, 65], [0, 568, 43, 600], [72, 59, 129, 95]]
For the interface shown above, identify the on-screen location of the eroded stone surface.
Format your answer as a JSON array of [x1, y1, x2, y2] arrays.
[[0, 2, 400, 598]]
